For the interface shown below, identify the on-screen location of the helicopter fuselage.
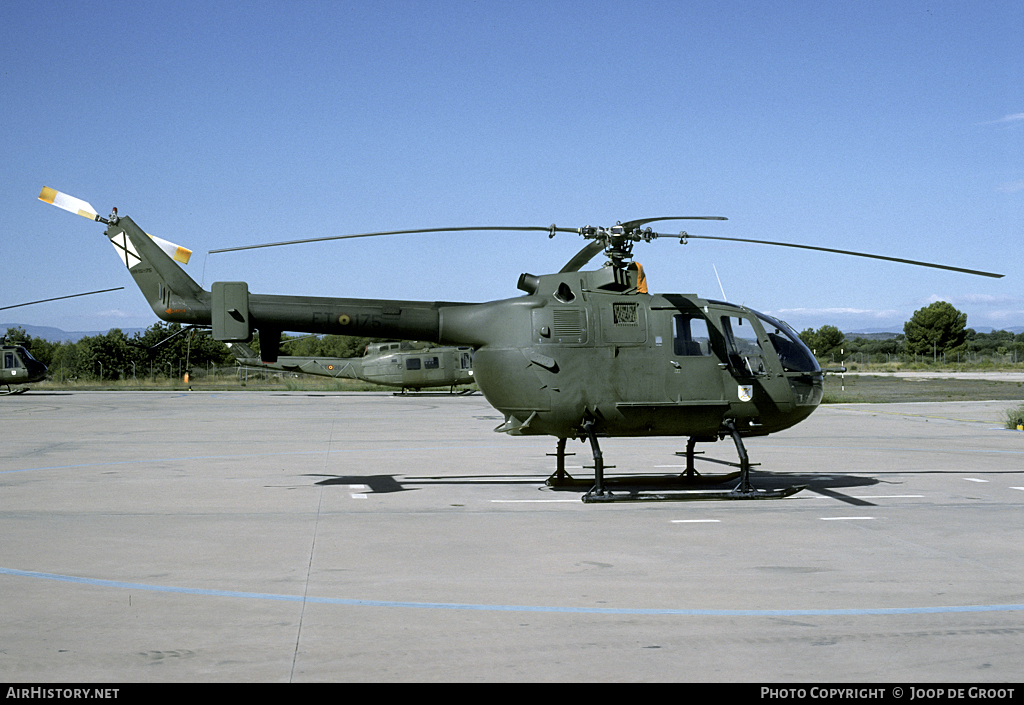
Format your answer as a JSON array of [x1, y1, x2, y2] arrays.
[[103, 214, 823, 441]]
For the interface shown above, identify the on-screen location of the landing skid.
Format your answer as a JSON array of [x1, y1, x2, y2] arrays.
[[547, 471, 741, 490], [1, 385, 29, 396], [545, 420, 806, 503], [392, 387, 477, 396], [582, 484, 806, 503]]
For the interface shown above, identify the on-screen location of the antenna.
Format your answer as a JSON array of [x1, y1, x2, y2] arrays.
[[713, 264, 728, 301]]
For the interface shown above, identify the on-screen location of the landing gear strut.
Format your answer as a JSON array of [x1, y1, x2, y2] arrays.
[[544, 418, 806, 503], [546, 437, 575, 485]]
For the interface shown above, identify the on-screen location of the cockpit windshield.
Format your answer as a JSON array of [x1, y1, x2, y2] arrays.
[[755, 312, 820, 373]]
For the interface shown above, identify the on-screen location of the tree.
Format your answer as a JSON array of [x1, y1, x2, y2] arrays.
[[79, 329, 132, 380], [903, 301, 967, 356], [128, 322, 234, 378], [798, 325, 845, 357]]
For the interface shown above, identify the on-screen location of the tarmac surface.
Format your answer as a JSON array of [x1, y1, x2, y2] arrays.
[[2, 390, 1024, 682]]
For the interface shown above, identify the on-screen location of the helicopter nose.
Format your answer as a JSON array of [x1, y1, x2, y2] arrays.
[[27, 358, 47, 380]]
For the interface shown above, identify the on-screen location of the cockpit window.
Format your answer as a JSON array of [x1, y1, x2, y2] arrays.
[[721, 315, 768, 376], [755, 312, 820, 373]]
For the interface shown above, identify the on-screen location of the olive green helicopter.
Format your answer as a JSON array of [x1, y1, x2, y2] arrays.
[[38, 187, 1003, 502], [2, 287, 123, 394], [0, 338, 47, 395], [226, 339, 476, 393]]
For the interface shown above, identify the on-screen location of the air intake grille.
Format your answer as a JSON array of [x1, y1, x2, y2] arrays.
[[552, 308, 583, 337]]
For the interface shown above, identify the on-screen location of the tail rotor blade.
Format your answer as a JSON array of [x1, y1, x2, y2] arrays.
[[38, 186, 99, 220], [39, 187, 192, 264]]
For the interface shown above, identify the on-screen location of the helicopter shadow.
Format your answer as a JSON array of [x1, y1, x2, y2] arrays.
[[305, 470, 880, 505], [306, 474, 417, 493], [3, 391, 75, 396], [746, 471, 881, 506]]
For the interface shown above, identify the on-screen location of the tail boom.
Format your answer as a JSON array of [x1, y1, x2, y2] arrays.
[[104, 213, 478, 361]]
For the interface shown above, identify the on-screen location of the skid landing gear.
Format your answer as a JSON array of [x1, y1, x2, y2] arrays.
[[544, 419, 806, 503]]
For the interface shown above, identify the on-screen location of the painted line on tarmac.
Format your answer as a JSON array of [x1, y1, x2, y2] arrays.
[[491, 499, 578, 503], [0, 442, 550, 475], [5, 565, 1024, 617], [824, 407, 1004, 426]]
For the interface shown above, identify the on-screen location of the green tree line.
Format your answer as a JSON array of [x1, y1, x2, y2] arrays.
[[4, 323, 380, 381], [799, 301, 1024, 362]]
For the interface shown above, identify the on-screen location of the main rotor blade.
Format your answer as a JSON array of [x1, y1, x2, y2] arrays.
[[677, 234, 1004, 278], [560, 241, 606, 273], [0, 287, 125, 312], [619, 216, 728, 231], [208, 225, 579, 254]]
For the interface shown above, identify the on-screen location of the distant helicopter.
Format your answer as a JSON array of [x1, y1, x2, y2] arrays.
[[0, 339, 47, 395], [39, 187, 1003, 501], [226, 339, 475, 393], [1, 287, 124, 394]]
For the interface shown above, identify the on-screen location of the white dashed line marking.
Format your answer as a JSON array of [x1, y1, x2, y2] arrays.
[[491, 499, 579, 503]]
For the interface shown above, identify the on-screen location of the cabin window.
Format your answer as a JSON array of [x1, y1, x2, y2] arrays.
[[3, 352, 15, 369], [672, 315, 711, 356], [406, 358, 421, 370], [424, 356, 439, 369]]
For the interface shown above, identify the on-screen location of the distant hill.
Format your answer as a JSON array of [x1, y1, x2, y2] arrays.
[[972, 326, 1024, 335], [845, 331, 901, 340], [845, 326, 1024, 340], [1, 323, 147, 343]]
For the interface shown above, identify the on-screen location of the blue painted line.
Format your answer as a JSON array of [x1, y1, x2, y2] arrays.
[[4, 566, 1024, 617]]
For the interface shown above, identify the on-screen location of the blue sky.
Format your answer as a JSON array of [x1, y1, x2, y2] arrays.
[[4, 1, 1022, 335]]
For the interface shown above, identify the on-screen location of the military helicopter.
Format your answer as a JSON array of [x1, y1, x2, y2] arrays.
[[1, 287, 124, 394], [226, 339, 475, 393], [0, 339, 47, 395], [38, 187, 1003, 501]]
